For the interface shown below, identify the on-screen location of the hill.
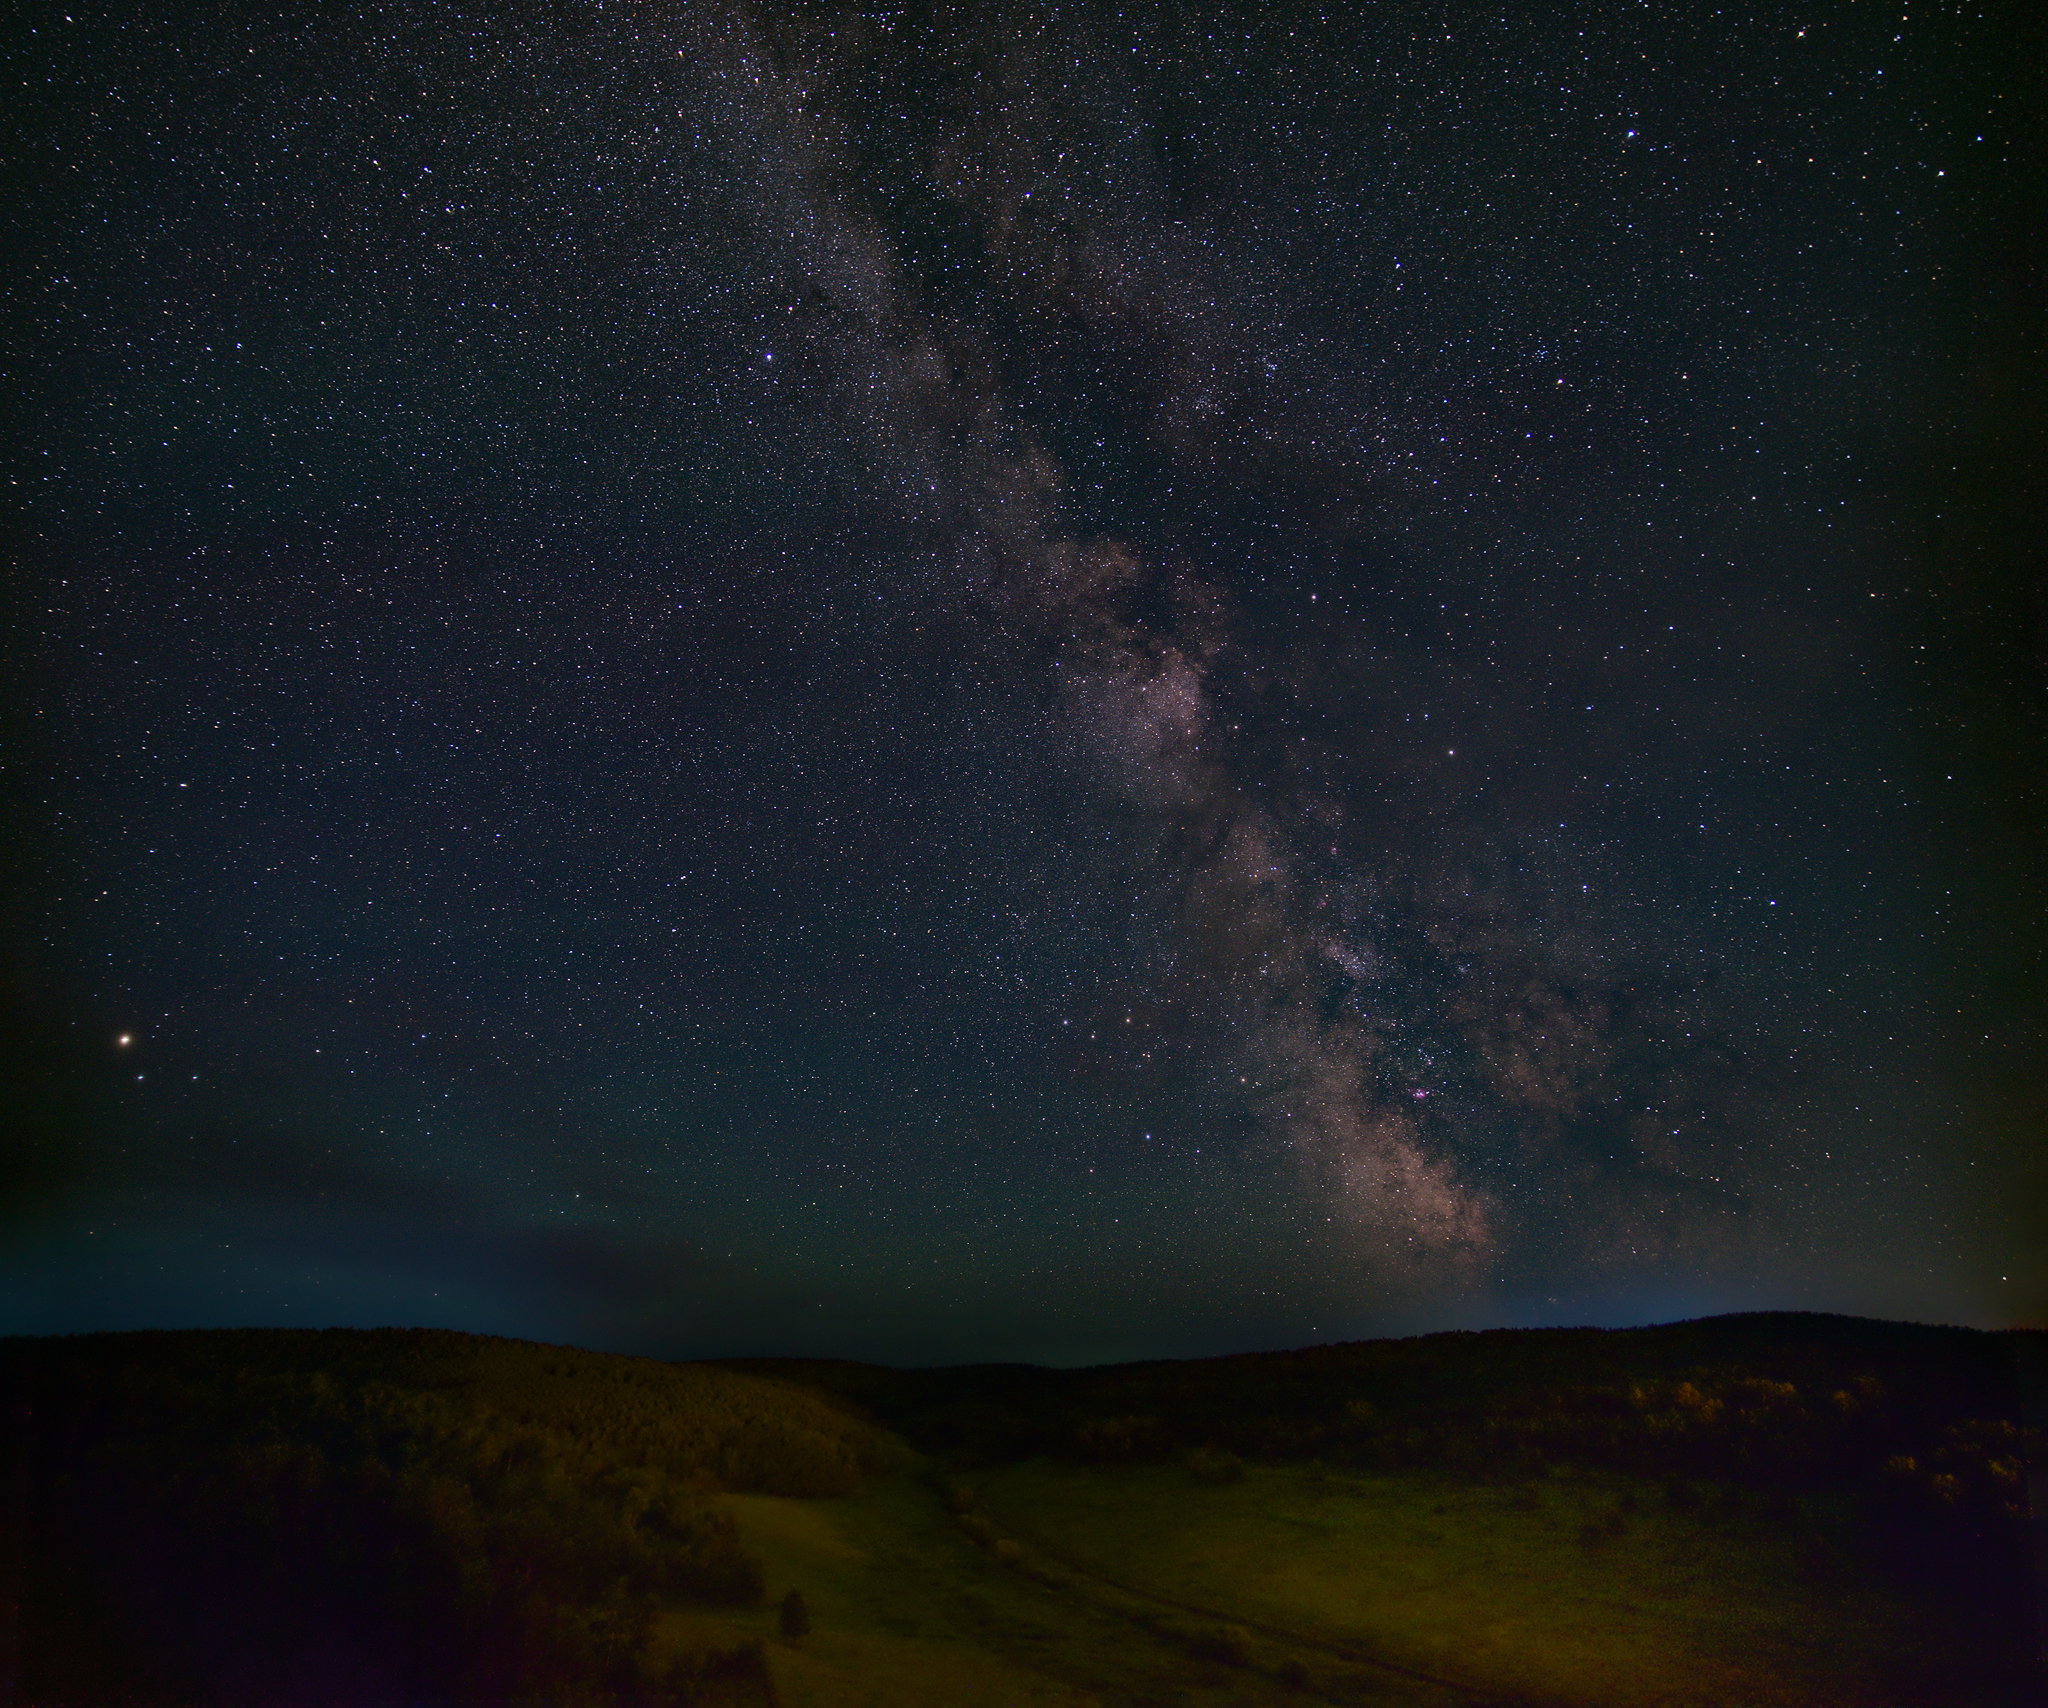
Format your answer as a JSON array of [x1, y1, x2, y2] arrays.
[[3, 1315, 2039, 1705], [4, 1327, 893, 1704], [727, 1310, 2029, 1473]]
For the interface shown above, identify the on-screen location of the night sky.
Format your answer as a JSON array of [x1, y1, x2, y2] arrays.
[[4, 0, 2042, 1365]]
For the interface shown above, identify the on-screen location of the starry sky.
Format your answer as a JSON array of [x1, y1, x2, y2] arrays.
[[3, 0, 2042, 1364]]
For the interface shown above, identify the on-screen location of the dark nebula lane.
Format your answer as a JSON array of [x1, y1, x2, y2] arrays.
[[3, 0, 2041, 1361]]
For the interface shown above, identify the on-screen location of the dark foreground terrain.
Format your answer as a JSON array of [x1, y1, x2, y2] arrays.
[[2, 1315, 2041, 1705]]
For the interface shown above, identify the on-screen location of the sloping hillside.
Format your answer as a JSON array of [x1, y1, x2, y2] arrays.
[[7, 1328, 895, 1703]]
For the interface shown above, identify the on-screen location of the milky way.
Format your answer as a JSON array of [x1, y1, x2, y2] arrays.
[[4, 0, 2040, 1358]]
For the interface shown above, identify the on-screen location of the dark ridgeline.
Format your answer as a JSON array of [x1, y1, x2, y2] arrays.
[[1, 1313, 2039, 1704], [730, 1312, 2031, 1489]]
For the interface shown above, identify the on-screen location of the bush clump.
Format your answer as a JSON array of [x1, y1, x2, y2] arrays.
[[1186, 1447, 1246, 1486]]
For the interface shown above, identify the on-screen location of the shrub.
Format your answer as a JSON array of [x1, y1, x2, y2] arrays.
[[1187, 1448, 1246, 1486], [778, 1588, 810, 1642], [1278, 1656, 1312, 1690], [993, 1538, 1021, 1564]]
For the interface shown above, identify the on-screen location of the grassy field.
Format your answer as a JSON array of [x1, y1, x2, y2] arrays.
[[975, 1460, 1945, 1706], [13, 1323, 2032, 1703], [659, 1471, 1348, 1707], [646, 1457, 1983, 1708]]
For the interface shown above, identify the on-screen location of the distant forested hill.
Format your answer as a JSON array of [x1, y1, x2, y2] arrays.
[[729, 1312, 2029, 1493]]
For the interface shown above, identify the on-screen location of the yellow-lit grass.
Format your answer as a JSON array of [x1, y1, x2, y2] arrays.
[[658, 1472, 1350, 1707], [975, 1459, 1929, 1707]]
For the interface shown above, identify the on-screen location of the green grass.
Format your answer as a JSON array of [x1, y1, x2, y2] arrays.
[[653, 1459, 1989, 1707], [972, 1459, 1951, 1707], [661, 1481, 1105, 1708], [661, 1470, 1426, 1707]]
